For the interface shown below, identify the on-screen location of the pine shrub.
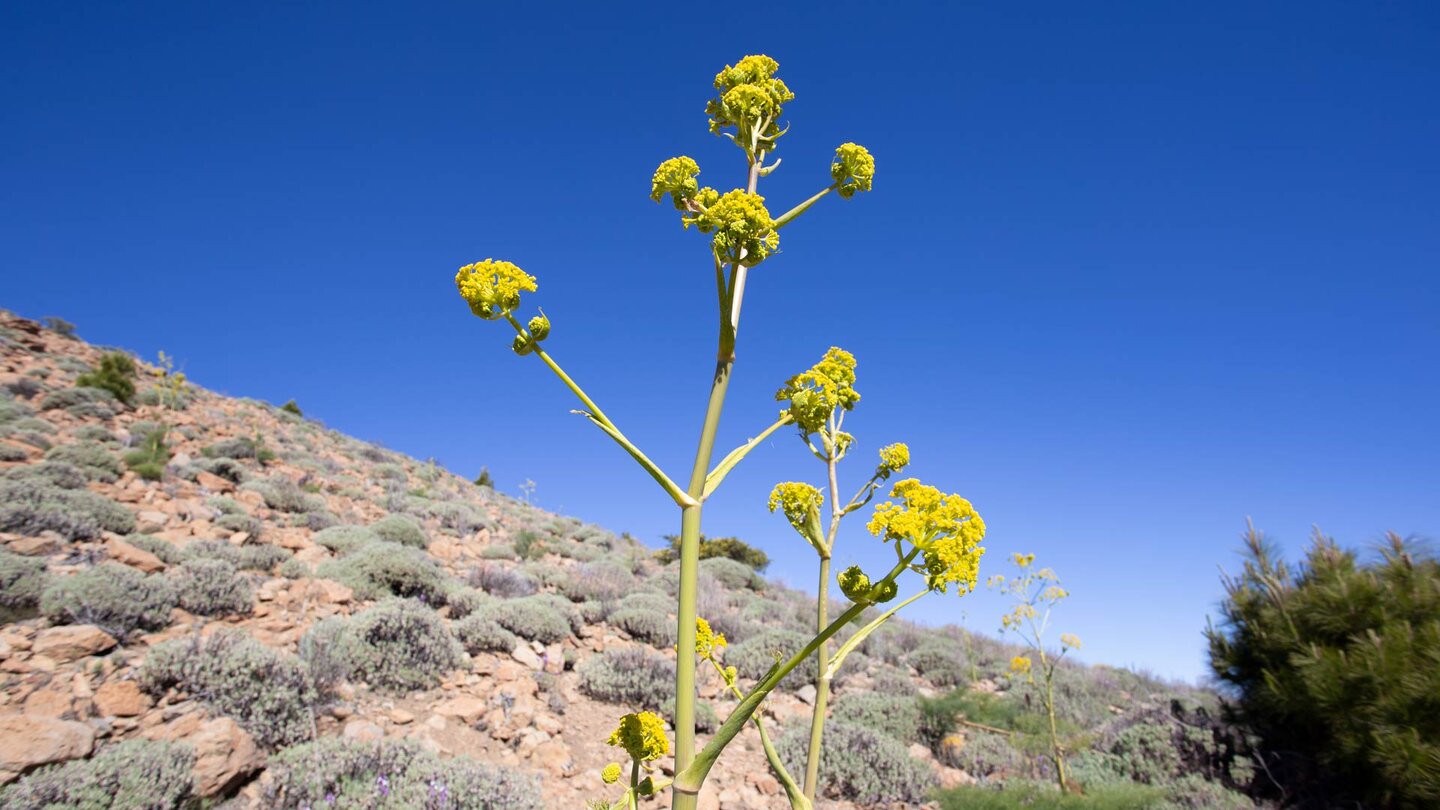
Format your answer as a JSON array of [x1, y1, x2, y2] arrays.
[[74, 352, 138, 404]]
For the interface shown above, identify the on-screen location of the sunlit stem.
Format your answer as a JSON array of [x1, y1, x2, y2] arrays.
[[823, 589, 927, 680], [703, 414, 794, 499], [774, 185, 836, 229], [709, 659, 811, 810]]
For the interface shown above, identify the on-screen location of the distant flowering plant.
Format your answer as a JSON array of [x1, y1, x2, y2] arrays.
[[452, 55, 985, 810]]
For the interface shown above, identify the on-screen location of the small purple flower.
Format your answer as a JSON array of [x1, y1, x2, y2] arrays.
[[376, 774, 390, 797], [324, 791, 336, 804]]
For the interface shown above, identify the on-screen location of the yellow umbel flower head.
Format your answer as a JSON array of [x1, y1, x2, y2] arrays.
[[877, 443, 910, 477], [1009, 655, 1032, 675], [1061, 633, 1082, 650], [776, 347, 860, 436], [601, 762, 623, 784], [608, 711, 671, 762], [768, 481, 825, 552], [867, 479, 987, 594], [651, 156, 702, 209], [695, 617, 727, 661], [837, 565, 872, 603], [695, 190, 778, 266], [706, 55, 794, 153], [455, 259, 537, 320], [831, 143, 875, 198]]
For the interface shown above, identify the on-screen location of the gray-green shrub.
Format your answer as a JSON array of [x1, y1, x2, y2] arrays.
[[609, 604, 676, 648], [777, 720, 936, 805], [834, 692, 923, 745], [370, 513, 427, 548], [336, 598, 467, 692], [907, 639, 968, 687], [453, 614, 520, 654], [43, 442, 123, 483], [0, 549, 48, 610], [182, 538, 290, 571], [39, 386, 116, 413], [470, 595, 575, 644], [578, 646, 675, 709], [315, 541, 450, 603], [3, 460, 88, 489], [0, 738, 194, 809], [312, 524, 381, 555], [727, 627, 819, 687], [41, 563, 174, 636], [171, 558, 253, 616], [0, 478, 136, 539], [467, 562, 536, 598]]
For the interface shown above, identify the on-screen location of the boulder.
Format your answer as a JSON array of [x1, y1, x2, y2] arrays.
[[31, 625, 117, 663], [0, 715, 95, 779]]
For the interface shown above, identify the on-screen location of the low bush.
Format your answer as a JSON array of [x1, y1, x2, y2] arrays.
[[0, 479, 137, 538], [936, 781, 1166, 810], [578, 646, 675, 709], [316, 541, 450, 604], [0, 443, 27, 461], [298, 616, 362, 693], [609, 604, 676, 648], [214, 511, 263, 537], [907, 639, 968, 687], [312, 524, 382, 555], [202, 437, 262, 460], [3, 460, 87, 489], [453, 614, 519, 654], [181, 538, 290, 571], [44, 441, 123, 482], [655, 533, 771, 572], [196, 456, 248, 484], [331, 598, 468, 692], [939, 730, 1026, 780], [242, 477, 325, 513], [71, 424, 116, 443], [39, 386, 116, 413], [777, 719, 936, 806], [40, 563, 175, 636], [558, 558, 633, 603], [6, 430, 51, 450], [122, 428, 171, 480], [470, 595, 575, 644], [0, 549, 48, 610], [125, 533, 184, 564], [141, 629, 316, 748], [0, 738, 195, 809], [263, 737, 542, 810], [0, 399, 35, 424], [834, 692, 923, 745], [726, 627, 818, 687], [467, 562, 536, 598], [444, 584, 488, 619], [171, 558, 253, 616], [75, 352, 138, 404], [370, 513, 427, 548]]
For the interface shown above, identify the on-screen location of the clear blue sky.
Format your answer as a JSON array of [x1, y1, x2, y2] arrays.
[[4, 2, 1437, 682]]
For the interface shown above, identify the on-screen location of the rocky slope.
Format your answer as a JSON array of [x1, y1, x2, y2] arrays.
[[0, 310, 1242, 809]]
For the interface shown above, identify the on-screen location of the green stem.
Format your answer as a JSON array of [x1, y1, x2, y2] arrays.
[[801, 555, 831, 799], [702, 414, 793, 499], [711, 660, 811, 810], [774, 185, 836, 229]]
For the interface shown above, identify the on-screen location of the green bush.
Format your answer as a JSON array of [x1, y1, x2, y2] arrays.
[[444, 583, 488, 619], [834, 692, 923, 745], [263, 737, 542, 810], [298, 616, 361, 693], [471, 595, 576, 644], [122, 428, 171, 481], [41, 316, 77, 337], [0, 478, 136, 539], [474, 466, 494, 487], [312, 524, 382, 555], [75, 352, 138, 404], [941, 730, 1026, 779], [609, 604, 676, 648], [453, 614, 519, 654], [371, 513, 427, 547], [44, 441, 123, 482], [71, 424, 116, 443], [513, 529, 546, 560], [467, 562, 537, 598], [698, 556, 766, 590], [777, 719, 936, 805], [726, 627, 818, 687], [655, 533, 770, 572], [937, 781, 1166, 810], [315, 541, 450, 604], [0, 549, 48, 610], [41, 389, 117, 415], [171, 558, 253, 616], [1207, 530, 1439, 807], [196, 456, 248, 484], [139, 628, 316, 748], [578, 646, 675, 709], [181, 538, 291, 572], [907, 639, 968, 687], [214, 511, 262, 537], [125, 533, 184, 564], [330, 598, 468, 692], [4, 460, 88, 489], [0, 738, 194, 809], [281, 399, 303, 416], [0, 443, 27, 461], [0, 399, 33, 423], [41, 563, 175, 636], [202, 436, 263, 460], [242, 477, 324, 513]]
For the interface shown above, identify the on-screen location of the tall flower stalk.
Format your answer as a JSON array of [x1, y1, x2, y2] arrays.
[[452, 55, 986, 809]]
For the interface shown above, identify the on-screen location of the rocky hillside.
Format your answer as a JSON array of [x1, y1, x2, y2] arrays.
[[0, 310, 1252, 809]]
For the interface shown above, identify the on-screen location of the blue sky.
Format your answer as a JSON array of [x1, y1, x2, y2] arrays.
[[4, 2, 1437, 682]]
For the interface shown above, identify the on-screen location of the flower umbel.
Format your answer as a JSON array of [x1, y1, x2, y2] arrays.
[[695, 190, 778, 266], [877, 443, 910, 477], [608, 711, 671, 763], [695, 617, 727, 661], [651, 157, 702, 208], [601, 763, 623, 785], [831, 143, 875, 198], [455, 259, 537, 320], [768, 481, 825, 552], [866, 478, 987, 594], [706, 55, 794, 153], [776, 347, 860, 435], [1009, 655, 1033, 675]]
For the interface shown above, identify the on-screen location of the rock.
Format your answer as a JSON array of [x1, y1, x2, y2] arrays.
[[433, 696, 486, 725], [32, 626, 117, 663], [342, 720, 384, 742], [107, 537, 166, 572], [307, 578, 353, 604], [135, 510, 169, 533], [795, 684, 817, 705], [389, 708, 415, 724], [194, 471, 235, 493], [936, 764, 975, 788], [530, 740, 574, 777], [7, 535, 59, 556], [908, 741, 934, 761], [511, 644, 541, 670], [23, 684, 73, 718], [0, 714, 95, 776], [746, 772, 780, 796], [93, 679, 152, 717], [191, 718, 263, 797]]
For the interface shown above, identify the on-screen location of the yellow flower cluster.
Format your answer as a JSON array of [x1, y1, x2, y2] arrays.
[[866, 479, 987, 594], [455, 259, 537, 320], [1012, 552, 1035, 568], [695, 617, 727, 661], [1001, 604, 1038, 629], [831, 143, 875, 198], [651, 156, 702, 208], [607, 711, 671, 762], [694, 190, 778, 266], [837, 564, 898, 605], [601, 762, 623, 784], [706, 54, 794, 151], [768, 481, 825, 551], [1061, 633, 1082, 650], [1009, 655, 1032, 675], [775, 347, 860, 435], [877, 442, 910, 476], [1041, 585, 1070, 602]]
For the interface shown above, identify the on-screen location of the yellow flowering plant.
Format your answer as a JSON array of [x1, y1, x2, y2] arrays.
[[452, 55, 984, 809], [989, 552, 1081, 791]]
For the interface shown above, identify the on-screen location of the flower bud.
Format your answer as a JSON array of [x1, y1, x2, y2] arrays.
[[838, 565, 873, 603], [511, 334, 535, 356], [527, 311, 551, 342], [601, 763, 622, 784]]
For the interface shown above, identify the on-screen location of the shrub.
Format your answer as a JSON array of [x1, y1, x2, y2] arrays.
[[936, 781, 1166, 810], [316, 541, 450, 604], [196, 456, 248, 483], [467, 562, 536, 598], [41, 563, 175, 637], [182, 538, 291, 571], [0, 478, 136, 539], [907, 640, 968, 687], [777, 719, 936, 805], [9, 416, 55, 434], [44, 441, 123, 482], [140, 629, 316, 748], [0, 399, 33, 424], [655, 533, 771, 572], [558, 558, 635, 604], [4, 377, 44, 399], [0, 549, 48, 609], [727, 627, 818, 687], [444, 584, 488, 618], [369, 513, 427, 548], [39, 385, 115, 413], [42, 316, 77, 337], [243, 477, 324, 513], [474, 466, 494, 487], [471, 596, 575, 644], [281, 399, 303, 416], [312, 524, 382, 554], [171, 558, 253, 616], [335, 599, 468, 692], [298, 616, 361, 693], [75, 352, 138, 404], [453, 614, 519, 654], [609, 604, 676, 648], [940, 730, 1026, 779], [7, 430, 51, 450], [664, 696, 719, 733], [578, 646, 675, 708], [264, 737, 542, 810], [834, 692, 923, 745], [2, 460, 87, 489], [125, 533, 184, 564], [1207, 530, 1439, 807], [0, 443, 27, 461], [699, 556, 766, 590], [122, 428, 171, 481], [512, 530, 546, 560], [202, 436, 262, 460], [71, 424, 116, 443], [214, 511, 263, 537], [0, 738, 194, 810]]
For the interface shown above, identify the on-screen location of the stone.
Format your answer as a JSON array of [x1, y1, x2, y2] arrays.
[[194, 471, 235, 493], [389, 708, 415, 724], [908, 741, 934, 761], [342, 720, 384, 742], [530, 739, 574, 777], [32, 625, 116, 663], [433, 696, 486, 725], [135, 510, 169, 533], [511, 644, 541, 670], [93, 679, 152, 717], [107, 537, 166, 572], [795, 683, 817, 705], [0, 714, 95, 776], [23, 684, 73, 718], [7, 535, 59, 556]]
